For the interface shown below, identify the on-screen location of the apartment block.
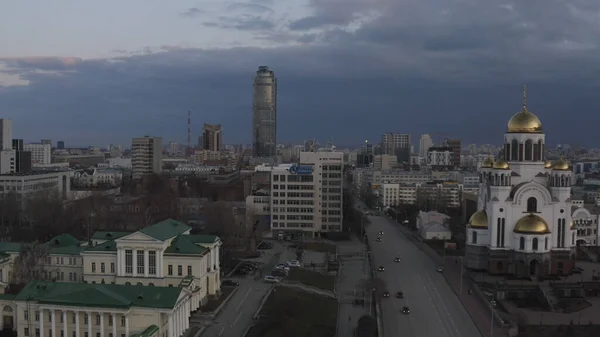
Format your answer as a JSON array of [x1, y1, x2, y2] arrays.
[[132, 136, 163, 179]]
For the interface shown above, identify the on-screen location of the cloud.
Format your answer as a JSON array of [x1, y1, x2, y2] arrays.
[[181, 7, 204, 17], [227, 2, 273, 13], [2, 0, 600, 146]]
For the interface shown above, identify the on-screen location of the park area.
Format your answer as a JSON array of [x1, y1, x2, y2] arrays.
[[246, 286, 337, 337], [287, 268, 336, 291]]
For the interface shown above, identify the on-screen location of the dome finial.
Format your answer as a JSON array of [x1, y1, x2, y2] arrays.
[[523, 84, 527, 111]]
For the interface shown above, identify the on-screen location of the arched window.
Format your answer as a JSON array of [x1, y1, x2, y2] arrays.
[[510, 139, 519, 161], [532, 238, 538, 251], [519, 237, 525, 250], [538, 140, 544, 160], [472, 231, 477, 244], [527, 197, 538, 212], [545, 237, 548, 250], [572, 233, 575, 245], [524, 139, 533, 161]]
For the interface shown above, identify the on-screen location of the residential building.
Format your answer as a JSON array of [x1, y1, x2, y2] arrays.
[[0, 171, 72, 200], [0, 119, 12, 150], [201, 124, 222, 152], [377, 183, 400, 207], [381, 133, 410, 162], [72, 168, 123, 188], [444, 138, 461, 168], [426, 147, 452, 169], [571, 202, 600, 246], [24, 143, 51, 165], [57, 141, 65, 149], [373, 154, 397, 170], [419, 134, 433, 158], [132, 136, 163, 179], [0, 150, 15, 174], [252, 66, 277, 159]]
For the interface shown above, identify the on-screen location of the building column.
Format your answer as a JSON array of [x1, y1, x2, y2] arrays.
[[157, 249, 162, 277], [112, 314, 117, 337], [168, 314, 174, 337], [87, 312, 92, 337], [40, 309, 45, 337], [100, 313, 104, 337], [51, 310, 56, 337], [144, 250, 149, 277], [75, 311, 80, 337], [63, 311, 67, 337], [133, 250, 138, 276], [125, 315, 129, 337], [122, 249, 127, 275]]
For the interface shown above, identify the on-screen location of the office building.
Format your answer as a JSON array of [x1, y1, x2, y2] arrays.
[[11, 138, 31, 173], [0, 119, 12, 150], [252, 66, 277, 159], [57, 140, 65, 149], [201, 123, 222, 151], [41, 139, 52, 146], [444, 138, 462, 168], [381, 133, 411, 162], [24, 143, 51, 165], [132, 136, 163, 179], [419, 134, 433, 158]]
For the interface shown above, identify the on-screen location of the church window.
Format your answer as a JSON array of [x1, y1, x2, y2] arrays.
[[524, 139, 533, 161], [545, 237, 548, 250], [472, 231, 477, 244], [572, 232, 575, 245], [510, 139, 518, 160], [501, 218, 506, 247], [532, 238, 538, 251], [526, 197, 538, 213], [496, 219, 501, 247], [519, 237, 525, 250]]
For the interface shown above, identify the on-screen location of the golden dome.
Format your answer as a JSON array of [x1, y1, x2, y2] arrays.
[[468, 210, 488, 229], [507, 85, 543, 133], [570, 220, 574, 230], [553, 158, 569, 171], [513, 214, 551, 234], [493, 159, 510, 170], [544, 160, 552, 169], [481, 157, 493, 168]]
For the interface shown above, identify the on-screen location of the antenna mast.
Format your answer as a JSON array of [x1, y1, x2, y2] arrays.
[[187, 110, 191, 156]]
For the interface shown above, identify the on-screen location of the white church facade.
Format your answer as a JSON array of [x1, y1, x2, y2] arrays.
[[465, 87, 576, 277]]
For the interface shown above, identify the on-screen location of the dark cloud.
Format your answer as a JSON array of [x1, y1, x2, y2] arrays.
[[181, 7, 204, 17], [203, 15, 274, 31], [2, 0, 600, 147], [227, 2, 273, 13]]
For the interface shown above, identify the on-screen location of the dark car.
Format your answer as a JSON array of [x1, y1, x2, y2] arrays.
[[376, 238, 382, 242], [241, 262, 258, 270], [378, 266, 385, 272], [382, 291, 390, 298], [402, 306, 410, 314], [396, 292, 403, 299], [394, 257, 401, 262], [257, 242, 273, 250], [379, 231, 384, 235], [222, 280, 239, 286]]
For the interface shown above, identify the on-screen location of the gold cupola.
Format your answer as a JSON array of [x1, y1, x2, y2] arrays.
[[468, 210, 488, 229], [507, 85, 543, 133], [513, 214, 551, 234], [570, 220, 575, 230], [481, 157, 493, 168], [493, 159, 510, 170], [553, 158, 569, 171], [544, 160, 552, 169]]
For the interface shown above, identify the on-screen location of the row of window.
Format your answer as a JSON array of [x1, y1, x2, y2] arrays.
[[46, 257, 80, 266], [272, 223, 314, 228], [272, 184, 314, 190], [272, 192, 314, 198], [25, 328, 127, 337], [91, 261, 194, 277], [123, 250, 157, 275], [24, 311, 126, 327], [322, 195, 341, 201], [272, 199, 314, 205]]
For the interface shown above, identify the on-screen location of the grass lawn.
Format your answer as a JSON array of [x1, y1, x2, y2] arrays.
[[303, 242, 337, 254], [202, 286, 235, 312], [287, 268, 335, 291], [246, 286, 337, 337]]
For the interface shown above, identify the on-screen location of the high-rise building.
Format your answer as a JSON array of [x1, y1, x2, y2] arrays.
[[419, 134, 433, 158], [132, 136, 163, 179], [444, 138, 462, 168], [381, 133, 411, 162], [0, 119, 13, 150], [57, 141, 65, 149], [41, 139, 52, 146], [201, 123, 222, 151], [12, 139, 31, 173], [24, 143, 51, 165], [252, 66, 277, 158]]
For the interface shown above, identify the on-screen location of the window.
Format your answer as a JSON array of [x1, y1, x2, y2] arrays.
[[24, 310, 29, 320], [35, 311, 39, 321], [526, 197, 537, 213], [125, 250, 133, 274], [168, 265, 173, 276], [61, 330, 64, 337], [137, 250, 145, 274], [110, 263, 115, 273], [101, 263, 105, 273], [519, 237, 525, 250], [187, 266, 192, 276], [85, 333, 88, 337], [510, 139, 519, 160], [96, 315, 100, 325], [35, 329, 40, 337], [471, 231, 477, 244], [49, 313, 52, 322], [108, 315, 113, 326], [177, 265, 182, 276], [60, 314, 64, 323], [532, 238, 538, 251], [96, 333, 100, 337], [121, 317, 126, 327], [24, 328, 29, 336], [545, 237, 548, 250], [91, 262, 96, 273], [72, 313, 76, 324], [84, 314, 88, 324], [73, 332, 76, 337], [149, 251, 156, 275]]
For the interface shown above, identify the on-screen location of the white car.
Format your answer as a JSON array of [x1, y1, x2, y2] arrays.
[[436, 266, 444, 272], [276, 264, 290, 271], [264, 275, 280, 283], [286, 260, 301, 267]]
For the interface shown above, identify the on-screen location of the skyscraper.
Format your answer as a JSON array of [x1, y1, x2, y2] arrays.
[[419, 134, 433, 158], [381, 133, 411, 162], [132, 136, 163, 179], [202, 123, 222, 151], [252, 66, 277, 158]]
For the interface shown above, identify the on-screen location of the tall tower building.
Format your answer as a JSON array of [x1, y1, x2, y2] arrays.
[[132, 136, 163, 179], [381, 133, 411, 162], [202, 123, 223, 151], [0, 119, 13, 150], [419, 134, 433, 158], [252, 66, 277, 158], [444, 138, 462, 168]]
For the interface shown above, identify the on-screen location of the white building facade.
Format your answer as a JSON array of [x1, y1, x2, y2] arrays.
[[24, 143, 51, 165]]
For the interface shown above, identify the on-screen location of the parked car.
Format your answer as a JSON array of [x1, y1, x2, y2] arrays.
[[401, 306, 410, 314], [396, 291, 403, 299], [378, 266, 385, 272], [264, 275, 280, 283], [394, 257, 401, 262], [376, 238, 382, 242], [379, 231, 384, 235], [222, 280, 239, 286], [436, 266, 444, 272], [276, 264, 290, 271], [286, 260, 301, 267], [382, 291, 390, 298], [257, 242, 273, 250]]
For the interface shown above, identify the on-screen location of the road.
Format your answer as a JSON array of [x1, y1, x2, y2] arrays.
[[365, 213, 482, 337]]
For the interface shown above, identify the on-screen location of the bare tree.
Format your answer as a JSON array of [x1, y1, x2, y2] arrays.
[[11, 241, 49, 285]]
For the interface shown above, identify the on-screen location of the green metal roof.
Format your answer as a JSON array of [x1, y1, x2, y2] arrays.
[[92, 231, 132, 241], [178, 276, 194, 288], [0, 242, 25, 253], [139, 219, 190, 241], [185, 234, 219, 244], [15, 281, 182, 309], [165, 236, 208, 256], [47, 245, 84, 256], [84, 240, 117, 252], [45, 234, 81, 247], [130, 325, 159, 337]]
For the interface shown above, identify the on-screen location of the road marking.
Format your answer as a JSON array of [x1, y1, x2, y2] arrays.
[[231, 311, 242, 328], [236, 287, 253, 312], [217, 324, 226, 336]]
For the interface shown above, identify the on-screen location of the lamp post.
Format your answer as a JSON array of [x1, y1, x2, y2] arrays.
[[460, 256, 464, 295]]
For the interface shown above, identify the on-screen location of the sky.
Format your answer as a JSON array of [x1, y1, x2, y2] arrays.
[[1, 0, 600, 148]]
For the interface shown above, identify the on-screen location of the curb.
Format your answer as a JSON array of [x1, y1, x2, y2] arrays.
[[210, 286, 239, 319]]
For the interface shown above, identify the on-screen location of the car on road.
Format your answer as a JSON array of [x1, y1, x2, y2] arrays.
[[394, 257, 401, 262], [436, 266, 444, 272], [376, 238, 382, 242], [222, 280, 239, 286], [276, 264, 290, 271], [382, 291, 390, 298], [286, 260, 301, 267], [378, 231, 384, 235], [396, 291, 403, 299], [378, 266, 385, 272], [264, 275, 280, 283], [257, 242, 273, 250], [375, 212, 381, 216], [401, 306, 410, 314]]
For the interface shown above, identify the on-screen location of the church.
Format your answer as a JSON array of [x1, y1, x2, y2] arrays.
[[465, 87, 576, 277]]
